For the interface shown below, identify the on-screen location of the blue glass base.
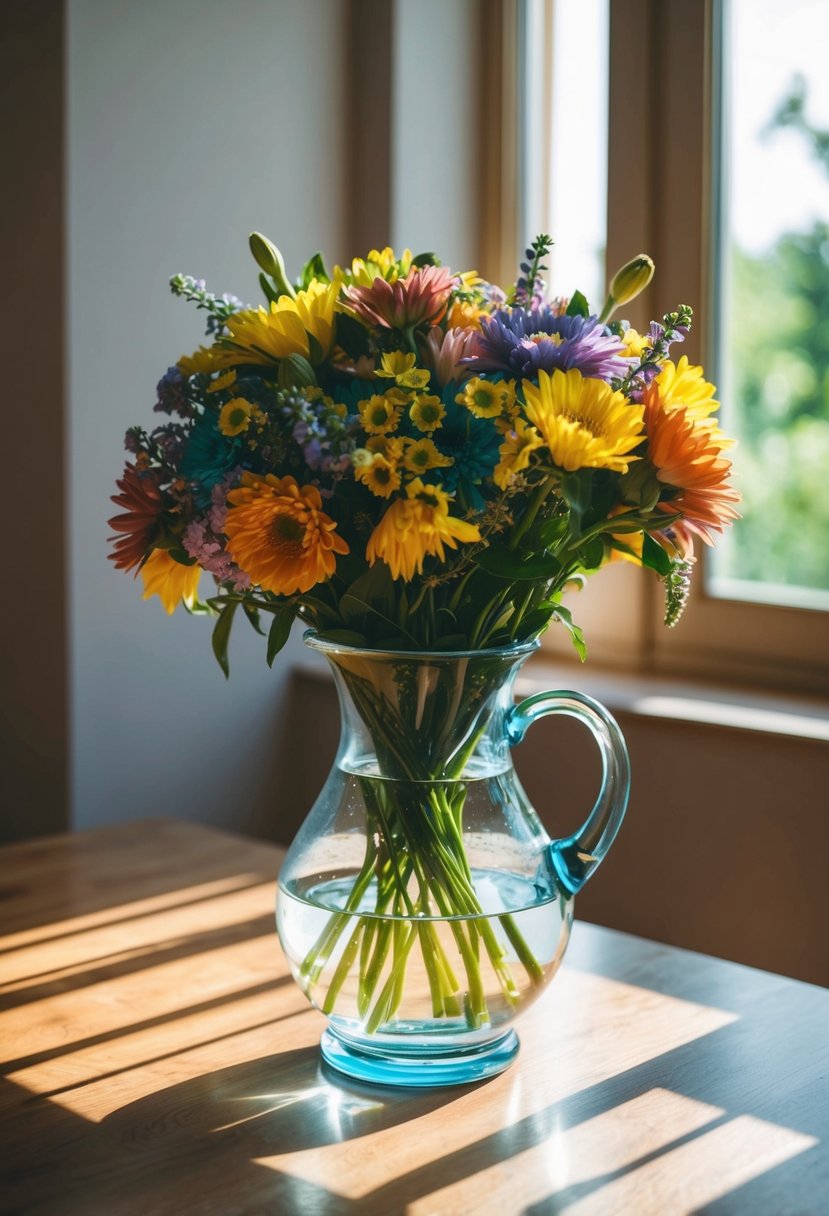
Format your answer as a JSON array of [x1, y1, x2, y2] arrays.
[[320, 1027, 520, 1088]]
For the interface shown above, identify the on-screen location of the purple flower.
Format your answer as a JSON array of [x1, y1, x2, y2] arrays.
[[464, 307, 630, 382], [154, 367, 193, 418]]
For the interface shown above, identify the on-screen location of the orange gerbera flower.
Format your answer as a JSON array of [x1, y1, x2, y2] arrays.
[[224, 473, 349, 595], [644, 384, 740, 545], [343, 265, 456, 330], [108, 464, 164, 572]]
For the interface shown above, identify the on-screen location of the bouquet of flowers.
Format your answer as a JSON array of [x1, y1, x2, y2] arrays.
[[109, 233, 738, 669], [109, 235, 739, 1034]]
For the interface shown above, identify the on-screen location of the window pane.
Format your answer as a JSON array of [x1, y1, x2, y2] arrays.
[[524, 0, 609, 311], [711, 0, 829, 607]]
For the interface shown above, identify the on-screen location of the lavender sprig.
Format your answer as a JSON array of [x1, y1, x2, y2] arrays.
[[615, 304, 694, 396], [513, 235, 554, 308], [169, 274, 245, 336]]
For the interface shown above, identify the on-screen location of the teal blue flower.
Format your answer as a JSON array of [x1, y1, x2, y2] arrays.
[[181, 410, 240, 507], [430, 383, 501, 508]]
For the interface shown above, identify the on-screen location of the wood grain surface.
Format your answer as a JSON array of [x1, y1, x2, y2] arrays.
[[0, 819, 827, 1215]]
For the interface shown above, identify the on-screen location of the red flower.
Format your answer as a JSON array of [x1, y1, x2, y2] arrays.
[[108, 464, 164, 572]]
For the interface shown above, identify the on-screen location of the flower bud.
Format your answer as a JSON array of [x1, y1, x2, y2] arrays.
[[249, 232, 296, 299], [278, 354, 317, 390], [609, 255, 655, 307]]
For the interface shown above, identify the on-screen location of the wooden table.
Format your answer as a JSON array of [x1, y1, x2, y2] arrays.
[[1, 820, 827, 1215]]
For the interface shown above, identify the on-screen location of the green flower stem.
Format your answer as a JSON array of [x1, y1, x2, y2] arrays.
[[508, 476, 557, 551], [299, 671, 546, 1032]]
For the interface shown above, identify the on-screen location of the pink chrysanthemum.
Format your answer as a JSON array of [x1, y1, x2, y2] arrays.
[[343, 265, 456, 330], [422, 326, 485, 387]]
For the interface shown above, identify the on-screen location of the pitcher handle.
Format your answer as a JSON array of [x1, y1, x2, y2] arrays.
[[506, 689, 630, 895]]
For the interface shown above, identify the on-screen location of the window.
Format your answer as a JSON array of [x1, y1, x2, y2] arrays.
[[521, 0, 829, 695]]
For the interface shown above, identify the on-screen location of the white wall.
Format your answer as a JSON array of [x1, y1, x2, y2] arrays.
[[67, 0, 347, 833], [391, 0, 480, 271]]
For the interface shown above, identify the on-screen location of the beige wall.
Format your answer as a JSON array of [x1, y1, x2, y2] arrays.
[[283, 665, 829, 987], [66, 0, 349, 835]]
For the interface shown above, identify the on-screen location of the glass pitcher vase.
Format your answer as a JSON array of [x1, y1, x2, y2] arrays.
[[277, 634, 629, 1087]]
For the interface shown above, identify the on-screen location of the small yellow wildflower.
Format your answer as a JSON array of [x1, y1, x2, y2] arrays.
[[141, 549, 201, 615], [366, 434, 405, 461], [402, 437, 454, 475], [359, 394, 403, 435], [493, 419, 544, 489], [302, 386, 336, 409], [457, 377, 511, 419], [375, 351, 431, 389], [218, 397, 253, 437], [206, 369, 238, 394], [353, 449, 402, 498], [409, 394, 447, 433]]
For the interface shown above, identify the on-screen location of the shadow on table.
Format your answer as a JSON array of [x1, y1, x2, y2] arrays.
[[4, 1008, 827, 1216]]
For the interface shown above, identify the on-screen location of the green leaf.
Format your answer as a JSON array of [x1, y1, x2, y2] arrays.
[[266, 607, 295, 668], [576, 536, 605, 571], [298, 251, 329, 289], [523, 515, 568, 551], [334, 312, 371, 358], [306, 332, 325, 366], [211, 601, 239, 678], [242, 602, 266, 637], [258, 272, 280, 305], [566, 290, 590, 318], [475, 544, 562, 581], [641, 532, 673, 577], [340, 563, 396, 625], [412, 251, 439, 267], [561, 470, 593, 534], [515, 606, 555, 637], [552, 605, 587, 662]]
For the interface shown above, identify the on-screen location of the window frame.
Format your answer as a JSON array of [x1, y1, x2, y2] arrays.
[[526, 0, 829, 696]]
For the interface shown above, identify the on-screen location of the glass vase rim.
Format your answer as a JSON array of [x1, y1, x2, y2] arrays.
[[302, 629, 541, 662]]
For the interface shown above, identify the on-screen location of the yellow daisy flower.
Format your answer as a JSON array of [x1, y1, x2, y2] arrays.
[[409, 394, 446, 433], [217, 280, 338, 368], [654, 357, 733, 448], [206, 369, 238, 395], [457, 377, 511, 419], [218, 397, 253, 436], [402, 437, 454, 475], [352, 449, 402, 498], [141, 549, 201, 615], [655, 357, 719, 418], [374, 351, 431, 389], [332, 247, 413, 287], [494, 419, 544, 489], [523, 368, 645, 473], [366, 434, 405, 461], [225, 473, 348, 595], [359, 394, 403, 435], [178, 347, 219, 376], [366, 478, 481, 581]]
